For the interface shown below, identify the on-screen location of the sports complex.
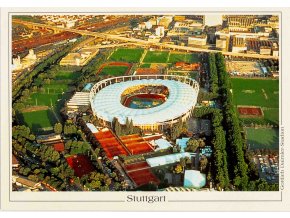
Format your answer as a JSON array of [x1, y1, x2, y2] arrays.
[[90, 75, 199, 132]]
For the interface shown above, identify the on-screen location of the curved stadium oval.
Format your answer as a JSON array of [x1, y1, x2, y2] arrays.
[[90, 75, 199, 131]]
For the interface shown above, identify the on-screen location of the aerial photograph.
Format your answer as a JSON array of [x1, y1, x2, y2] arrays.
[[11, 14, 279, 192]]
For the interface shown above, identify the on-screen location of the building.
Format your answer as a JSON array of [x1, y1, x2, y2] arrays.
[[260, 46, 271, 55], [60, 47, 99, 66], [174, 15, 186, 22], [204, 15, 223, 26], [184, 170, 206, 189], [12, 154, 20, 169], [188, 34, 207, 46], [216, 35, 228, 50], [155, 26, 165, 37], [66, 92, 90, 114], [90, 75, 199, 132], [232, 37, 247, 53], [272, 48, 279, 57], [15, 177, 43, 190]]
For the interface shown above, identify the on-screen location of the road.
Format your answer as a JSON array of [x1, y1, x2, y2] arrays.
[[13, 19, 279, 60]]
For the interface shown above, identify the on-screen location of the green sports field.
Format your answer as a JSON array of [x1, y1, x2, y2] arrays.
[[143, 51, 169, 63], [168, 53, 200, 63], [232, 78, 279, 125], [55, 71, 80, 80], [18, 109, 57, 133], [140, 63, 152, 68], [109, 48, 144, 63], [246, 128, 279, 150], [99, 65, 129, 76], [232, 78, 279, 108]]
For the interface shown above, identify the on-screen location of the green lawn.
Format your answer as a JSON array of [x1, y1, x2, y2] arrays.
[[143, 51, 169, 63], [246, 128, 279, 150], [18, 110, 57, 133], [168, 53, 200, 63], [27, 93, 62, 107], [140, 63, 152, 68], [55, 71, 80, 80], [99, 65, 129, 76], [232, 78, 279, 108], [109, 48, 144, 63], [232, 78, 279, 125]]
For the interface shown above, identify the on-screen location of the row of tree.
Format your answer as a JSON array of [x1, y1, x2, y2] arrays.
[[112, 117, 143, 137], [215, 53, 249, 190], [194, 107, 230, 190]]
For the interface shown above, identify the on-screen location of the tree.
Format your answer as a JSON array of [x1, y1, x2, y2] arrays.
[[199, 155, 208, 172], [54, 123, 63, 134], [186, 138, 205, 152], [130, 19, 139, 29], [179, 158, 186, 170], [174, 164, 183, 174]]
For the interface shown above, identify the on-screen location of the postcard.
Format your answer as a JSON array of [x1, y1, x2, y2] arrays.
[[0, 7, 289, 211]]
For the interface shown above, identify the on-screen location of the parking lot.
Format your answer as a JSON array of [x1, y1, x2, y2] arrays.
[[253, 154, 279, 184]]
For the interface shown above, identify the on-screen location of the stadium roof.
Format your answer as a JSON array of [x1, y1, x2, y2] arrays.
[[146, 152, 195, 167], [91, 78, 198, 126]]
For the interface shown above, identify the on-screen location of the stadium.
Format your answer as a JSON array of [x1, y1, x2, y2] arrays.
[[90, 75, 199, 132]]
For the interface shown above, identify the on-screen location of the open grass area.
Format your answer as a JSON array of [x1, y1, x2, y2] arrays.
[[246, 128, 279, 150], [55, 71, 80, 80], [109, 48, 144, 63], [232, 78, 279, 125], [27, 93, 62, 107], [99, 65, 129, 76], [18, 109, 57, 133], [232, 78, 279, 108], [140, 63, 152, 68], [143, 51, 169, 63], [168, 53, 200, 63]]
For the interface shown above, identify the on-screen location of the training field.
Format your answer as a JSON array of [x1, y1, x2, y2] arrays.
[[168, 52, 200, 63], [232, 78, 278, 108], [143, 51, 169, 63], [55, 71, 80, 80], [232, 78, 279, 125], [246, 128, 279, 150], [18, 109, 57, 132], [99, 65, 129, 76], [109, 48, 144, 63]]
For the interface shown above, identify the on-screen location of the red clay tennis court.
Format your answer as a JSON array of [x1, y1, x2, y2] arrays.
[[94, 129, 129, 159], [238, 106, 263, 117], [124, 161, 159, 187], [124, 161, 150, 171], [66, 155, 95, 178], [119, 134, 154, 155]]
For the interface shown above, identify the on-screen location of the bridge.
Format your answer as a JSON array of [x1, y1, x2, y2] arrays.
[[13, 19, 279, 60]]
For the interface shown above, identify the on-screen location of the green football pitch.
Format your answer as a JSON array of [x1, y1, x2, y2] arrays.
[[231, 78, 279, 108], [143, 51, 169, 63], [54, 71, 80, 80], [18, 109, 57, 133], [168, 53, 200, 63], [246, 128, 279, 150], [231, 78, 279, 125], [99, 65, 129, 76], [109, 48, 144, 63]]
